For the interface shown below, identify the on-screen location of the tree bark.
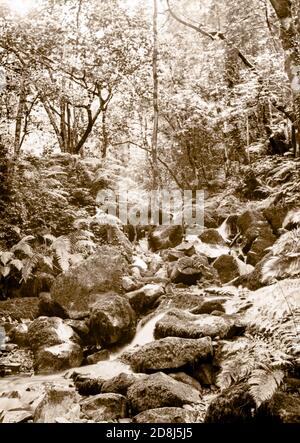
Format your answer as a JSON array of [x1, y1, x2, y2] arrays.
[[269, 0, 300, 156], [14, 75, 27, 156], [151, 0, 159, 188]]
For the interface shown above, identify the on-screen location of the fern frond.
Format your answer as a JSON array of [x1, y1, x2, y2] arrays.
[[43, 234, 57, 244], [10, 259, 24, 271], [21, 254, 40, 282], [283, 208, 300, 229], [52, 236, 71, 272], [0, 251, 14, 265], [75, 239, 96, 254], [248, 368, 284, 407]]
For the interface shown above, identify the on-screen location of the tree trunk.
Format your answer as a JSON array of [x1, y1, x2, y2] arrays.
[[151, 0, 159, 188], [14, 75, 27, 156], [269, 0, 300, 156]]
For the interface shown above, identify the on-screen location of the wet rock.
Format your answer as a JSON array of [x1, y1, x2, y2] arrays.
[[34, 342, 83, 374], [213, 255, 241, 284], [126, 284, 165, 313], [149, 225, 183, 251], [101, 373, 140, 396], [204, 383, 255, 423], [86, 350, 110, 365], [128, 336, 212, 373], [51, 246, 128, 317], [127, 372, 201, 414], [2, 410, 33, 423], [80, 393, 127, 422], [34, 386, 81, 423], [133, 407, 197, 423], [0, 298, 39, 321], [89, 292, 136, 346], [154, 309, 244, 340], [170, 255, 211, 285], [27, 317, 80, 352], [38, 292, 69, 319]]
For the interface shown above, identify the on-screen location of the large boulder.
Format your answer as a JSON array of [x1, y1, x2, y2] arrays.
[[51, 246, 128, 317], [128, 336, 212, 373], [256, 392, 300, 423], [213, 254, 241, 283], [148, 225, 183, 251], [27, 317, 80, 351], [154, 309, 244, 340], [199, 229, 227, 245], [34, 342, 83, 374], [133, 407, 197, 423], [89, 292, 136, 346], [101, 373, 140, 396], [170, 255, 216, 285], [80, 393, 127, 422], [127, 372, 201, 414], [27, 317, 83, 373], [126, 284, 165, 313], [34, 386, 81, 423]]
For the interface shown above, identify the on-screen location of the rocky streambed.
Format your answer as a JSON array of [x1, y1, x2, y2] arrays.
[[0, 211, 300, 423]]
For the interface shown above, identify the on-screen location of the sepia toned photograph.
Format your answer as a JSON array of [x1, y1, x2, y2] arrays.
[[0, 0, 299, 426]]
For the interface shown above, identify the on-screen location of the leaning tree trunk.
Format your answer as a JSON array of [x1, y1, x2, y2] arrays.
[[269, 0, 300, 156], [14, 75, 27, 156]]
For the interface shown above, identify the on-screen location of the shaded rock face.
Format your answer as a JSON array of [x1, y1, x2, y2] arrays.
[[148, 225, 183, 252], [263, 204, 289, 234], [51, 246, 128, 317], [126, 284, 165, 313], [34, 386, 81, 423], [101, 373, 139, 396], [204, 383, 255, 423], [236, 210, 276, 266], [213, 254, 240, 284], [154, 309, 244, 340], [199, 229, 227, 246], [89, 292, 136, 346], [28, 317, 83, 373], [256, 392, 300, 423], [128, 336, 212, 373], [133, 407, 197, 423], [38, 292, 69, 319], [80, 393, 127, 422], [170, 255, 216, 285], [127, 372, 201, 414]]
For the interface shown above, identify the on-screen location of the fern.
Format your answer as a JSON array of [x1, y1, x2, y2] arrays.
[[21, 253, 40, 282], [283, 208, 300, 229], [248, 367, 284, 407], [51, 236, 71, 272]]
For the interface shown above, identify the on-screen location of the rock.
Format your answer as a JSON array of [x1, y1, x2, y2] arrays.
[[199, 229, 227, 245], [246, 227, 276, 266], [34, 342, 83, 374], [38, 292, 69, 319], [27, 317, 80, 352], [0, 298, 39, 321], [213, 255, 241, 283], [65, 319, 90, 342], [89, 292, 136, 346], [8, 323, 29, 347], [51, 246, 128, 317], [86, 350, 110, 365], [263, 203, 289, 233], [186, 235, 230, 259], [237, 210, 265, 235], [191, 363, 215, 386], [204, 383, 255, 423], [190, 298, 226, 315], [169, 372, 202, 392], [256, 392, 300, 423], [126, 284, 165, 313], [122, 276, 138, 292], [127, 372, 201, 414], [149, 225, 183, 251], [175, 242, 196, 256], [101, 373, 140, 396], [2, 410, 33, 423], [161, 249, 186, 262], [170, 255, 212, 285], [67, 359, 132, 381], [154, 309, 244, 340], [133, 407, 197, 423], [34, 386, 81, 423], [80, 393, 127, 422], [128, 336, 212, 373]]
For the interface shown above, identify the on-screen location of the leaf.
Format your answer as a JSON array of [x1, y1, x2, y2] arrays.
[[248, 368, 284, 407], [10, 259, 24, 271], [0, 252, 14, 265], [52, 236, 71, 272], [41, 256, 54, 270], [43, 234, 57, 244], [21, 255, 39, 282], [0, 266, 11, 278], [12, 243, 33, 256]]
